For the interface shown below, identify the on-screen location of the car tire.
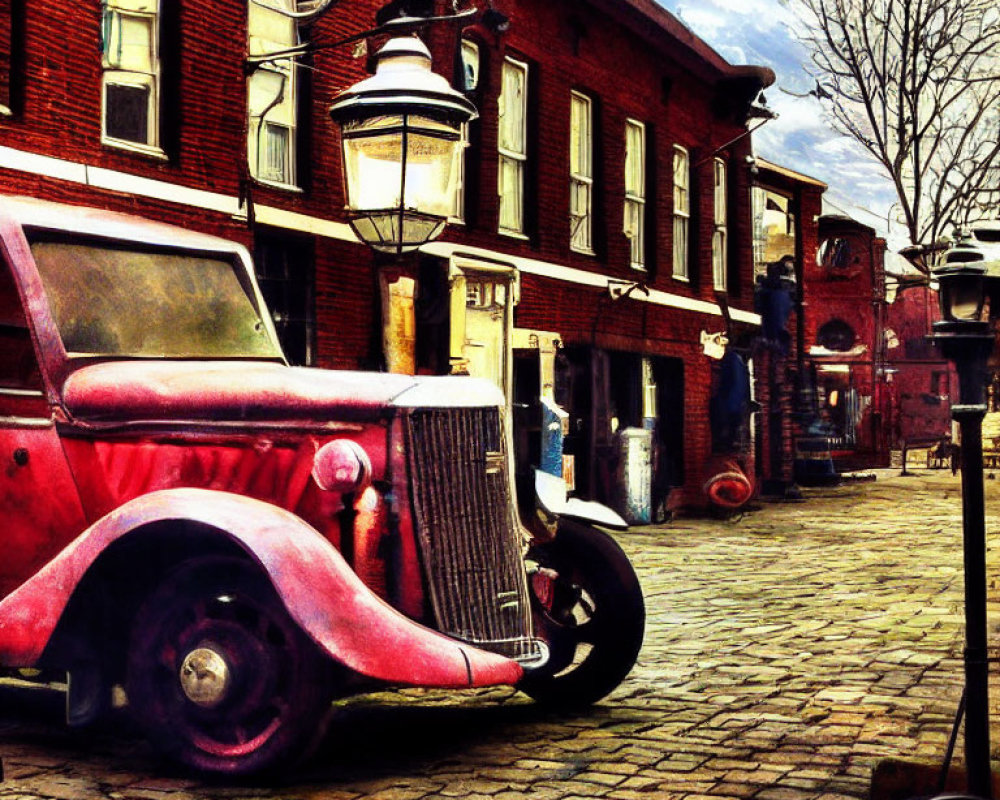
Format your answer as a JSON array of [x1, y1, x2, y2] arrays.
[[519, 519, 645, 709], [125, 556, 332, 775]]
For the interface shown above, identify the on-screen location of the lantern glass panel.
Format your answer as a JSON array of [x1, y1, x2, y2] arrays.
[[942, 275, 985, 321], [342, 114, 463, 220]]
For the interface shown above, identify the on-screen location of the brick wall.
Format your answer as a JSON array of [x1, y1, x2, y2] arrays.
[[0, 0, 770, 510]]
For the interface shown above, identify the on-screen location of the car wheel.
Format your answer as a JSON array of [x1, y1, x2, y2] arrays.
[[125, 556, 332, 775], [519, 519, 645, 709]]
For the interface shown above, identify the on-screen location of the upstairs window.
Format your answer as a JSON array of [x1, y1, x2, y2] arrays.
[[101, 0, 161, 153], [672, 145, 689, 280], [247, 0, 299, 188], [712, 157, 728, 291], [624, 119, 646, 270], [450, 38, 480, 224], [498, 56, 528, 236], [569, 91, 593, 253], [460, 38, 480, 93]]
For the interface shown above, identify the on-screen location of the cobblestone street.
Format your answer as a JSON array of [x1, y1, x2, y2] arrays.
[[2, 466, 999, 800]]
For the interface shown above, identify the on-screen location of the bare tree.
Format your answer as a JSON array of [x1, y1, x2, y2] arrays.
[[793, 0, 1000, 265]]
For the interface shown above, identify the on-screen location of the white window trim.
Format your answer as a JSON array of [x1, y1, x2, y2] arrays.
[[569, 91, 594, 255], [713, 156, 728, 292], [101, 3, 163, 157], [624, 118, 646, 271], [672, 145, 690, 281], [449, 121, 469, 225], [498, 56, 528, 237], [247, 0, 300, 190]]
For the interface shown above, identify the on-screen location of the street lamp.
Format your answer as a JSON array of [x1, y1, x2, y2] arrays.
[[931, 234, 999, 799], [329, 35, 478, 256]]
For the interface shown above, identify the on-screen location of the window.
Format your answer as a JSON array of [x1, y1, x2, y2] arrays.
[[753, 187, 796, 278], [460, 39, 480, 93], [817, 237, 852, 271], [101, 0, 161, 152], [498, 57, 528, 236], [816, 319, 856, 352], [569, 91, 593, 253], [624, 120, 646, 270], [450, 121, 470, 223], [672, 146, 689, 280], [247, 0, 299, 188], [254, 230, 315, 366], [713, 157, 728, 291]]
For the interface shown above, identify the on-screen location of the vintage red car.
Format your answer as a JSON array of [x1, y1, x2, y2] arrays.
[[0, 194, 644, 775]]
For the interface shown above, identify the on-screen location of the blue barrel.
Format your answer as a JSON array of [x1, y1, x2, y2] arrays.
[[794, 436, 839, 486]]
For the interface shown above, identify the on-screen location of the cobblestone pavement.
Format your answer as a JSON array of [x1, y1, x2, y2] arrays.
[[3, 466, 1000, 800]]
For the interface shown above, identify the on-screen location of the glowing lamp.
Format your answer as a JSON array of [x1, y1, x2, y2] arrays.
[[329, 36, 478, 256]]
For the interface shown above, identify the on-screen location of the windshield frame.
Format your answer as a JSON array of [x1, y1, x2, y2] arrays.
[[25, 228, 286, 363]]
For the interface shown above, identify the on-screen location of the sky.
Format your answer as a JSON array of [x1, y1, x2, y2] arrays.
[[654, 0, 905, 249]]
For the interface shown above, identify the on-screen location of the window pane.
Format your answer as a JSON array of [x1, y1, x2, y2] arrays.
[[570, 93, 591, 178], [461, 40, 480, 92], [625, 122, 644, 197], [262, 122, 289, 184], [105, 82, 151, 144], [713, 229, 727, 290], [714, 159, 727, 224], [626, 198, 644, 267], [673, 148, 689, 214], [499, 155, 523, 232], [570, 178, 591, 250], [673, 215, 688, 278], [105, 12, 154, 73], [499, 60, 526, 154]]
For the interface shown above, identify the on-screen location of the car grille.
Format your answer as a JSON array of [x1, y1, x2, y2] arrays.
[[404, 406, 539, 662]]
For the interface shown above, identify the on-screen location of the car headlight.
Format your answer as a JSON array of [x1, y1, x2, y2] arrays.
[[312, 439, 372, 494]]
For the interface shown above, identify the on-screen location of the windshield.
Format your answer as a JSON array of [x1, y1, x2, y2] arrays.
[[28, 236, 282, 359]]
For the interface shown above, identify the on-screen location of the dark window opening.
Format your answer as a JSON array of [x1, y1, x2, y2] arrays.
[[817, 318, 856, 352], [105, 83, 150, 144], [253, 230, 316, 366]]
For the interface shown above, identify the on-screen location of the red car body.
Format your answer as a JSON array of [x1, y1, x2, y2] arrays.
[[0, 194, 645, 775], [0, 195, 551, 772]]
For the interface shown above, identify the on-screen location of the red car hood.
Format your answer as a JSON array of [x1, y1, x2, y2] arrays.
[[61, 361, 505, 424]]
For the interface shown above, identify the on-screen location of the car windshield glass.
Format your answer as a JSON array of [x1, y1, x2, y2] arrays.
[[28, 237, 281, 359]]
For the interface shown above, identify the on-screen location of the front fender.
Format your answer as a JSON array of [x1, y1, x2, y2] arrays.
[[0, 488, 522, 688]]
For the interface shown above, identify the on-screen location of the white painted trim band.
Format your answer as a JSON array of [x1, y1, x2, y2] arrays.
[[0, 144, 761, 326], [421, 240, 761, 325]]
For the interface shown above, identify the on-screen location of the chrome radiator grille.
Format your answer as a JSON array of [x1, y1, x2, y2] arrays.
[[404, 407, 537, 661]]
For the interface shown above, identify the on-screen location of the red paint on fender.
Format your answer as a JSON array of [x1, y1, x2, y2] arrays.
[[0, 488, 523, 688]]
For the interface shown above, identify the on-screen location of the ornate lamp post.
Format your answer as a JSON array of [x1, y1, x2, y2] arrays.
[[329, 35, 478, 256], [932, 234, 998, 799]]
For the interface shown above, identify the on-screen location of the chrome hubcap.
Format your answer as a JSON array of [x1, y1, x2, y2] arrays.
[[179, 646, 231, 708]]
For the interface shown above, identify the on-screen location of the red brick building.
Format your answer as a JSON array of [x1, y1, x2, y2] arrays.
[[809, 214, 891, 470], [753, 159, 898, 477], [0, 0, 774, 516]]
